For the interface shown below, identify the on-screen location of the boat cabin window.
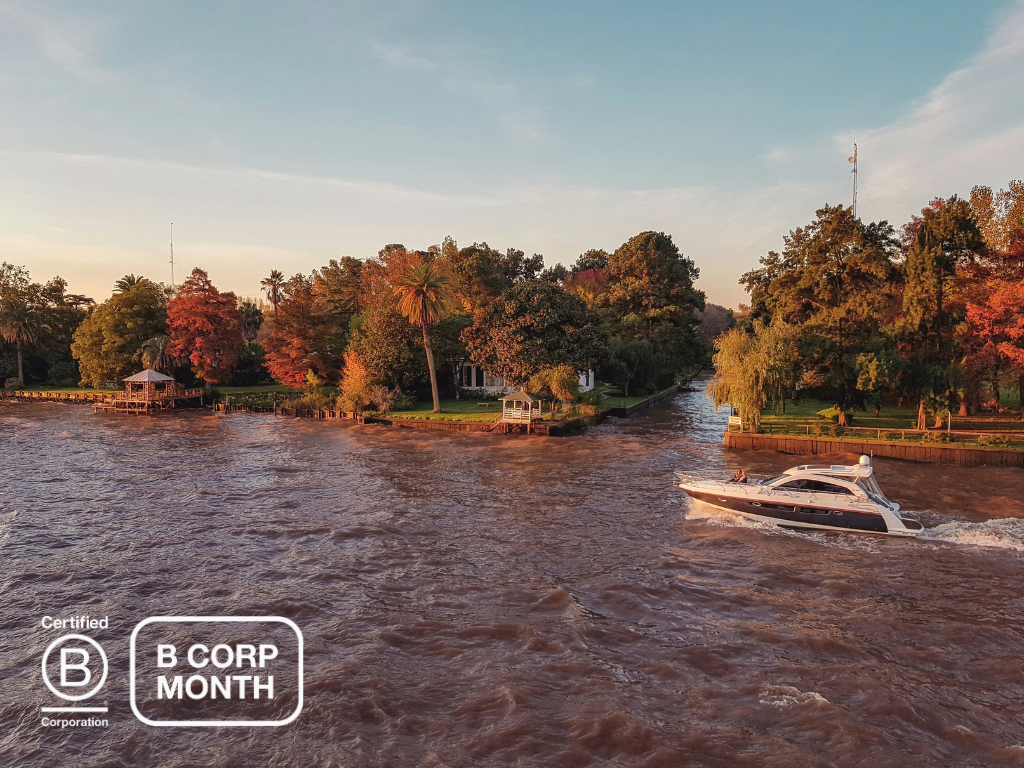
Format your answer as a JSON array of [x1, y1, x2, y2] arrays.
[[777, 479, 853, 494]]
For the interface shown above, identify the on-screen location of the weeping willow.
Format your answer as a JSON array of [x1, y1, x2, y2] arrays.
[[706, 319, 798, 432]]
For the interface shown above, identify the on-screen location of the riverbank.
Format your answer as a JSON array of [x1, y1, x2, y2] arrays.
[[724, 430, 1024, 468]]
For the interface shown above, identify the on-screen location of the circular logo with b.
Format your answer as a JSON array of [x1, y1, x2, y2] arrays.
[[41, 634, 108, 701]]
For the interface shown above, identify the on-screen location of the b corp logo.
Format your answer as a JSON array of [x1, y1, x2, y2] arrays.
[[40, 616, 303, 727], [41, 634, 109, 702]]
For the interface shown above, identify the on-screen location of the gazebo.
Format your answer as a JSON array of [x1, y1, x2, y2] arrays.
[[500, 390, 544, 433], [123, 369, 176, 400], [94, 369, 204, 414]]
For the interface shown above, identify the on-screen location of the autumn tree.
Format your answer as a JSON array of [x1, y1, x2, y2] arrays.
[[165, 268, 244, 384], [462, 280, 607, 388], [262, 273, 348, 386], [72, 277, 167, 387]]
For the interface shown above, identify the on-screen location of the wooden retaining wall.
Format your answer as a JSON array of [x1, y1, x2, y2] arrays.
[[1, 390, 112, 403], [724, 431, 1024, 468]]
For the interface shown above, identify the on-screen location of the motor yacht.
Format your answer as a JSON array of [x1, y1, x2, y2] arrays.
[[674, 455, 922, 537]]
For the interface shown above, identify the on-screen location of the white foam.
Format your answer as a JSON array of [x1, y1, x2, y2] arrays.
[[759, 685, 830, 708], [920, 518, 1024, 551]]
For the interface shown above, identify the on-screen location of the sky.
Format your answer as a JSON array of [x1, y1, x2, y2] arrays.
[[2, 0, 1023, 309]]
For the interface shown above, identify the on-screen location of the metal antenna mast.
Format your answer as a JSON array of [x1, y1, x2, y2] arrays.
[[169, 222, 175, 288], [848, 141, 858, 219]]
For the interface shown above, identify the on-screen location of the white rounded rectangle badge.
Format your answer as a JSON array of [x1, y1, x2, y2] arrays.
[[130, 616, 303, 727]]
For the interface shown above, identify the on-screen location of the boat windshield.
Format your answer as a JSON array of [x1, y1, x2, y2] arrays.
[[760, 474, 790, 485]]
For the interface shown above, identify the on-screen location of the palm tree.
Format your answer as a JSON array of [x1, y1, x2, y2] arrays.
[[140, 334, 172, 372], [261, 270, 285, 315], [394, 263, 450, 413], [114, 274, 147, 292], [0, 300, 39, 384], [238, 299, 264, 342]]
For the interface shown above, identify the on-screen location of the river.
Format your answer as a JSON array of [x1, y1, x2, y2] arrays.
[[2, 388, 1024, 767]]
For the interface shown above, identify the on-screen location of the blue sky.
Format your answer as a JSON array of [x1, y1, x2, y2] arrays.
[[2, 0, 1023, 308]]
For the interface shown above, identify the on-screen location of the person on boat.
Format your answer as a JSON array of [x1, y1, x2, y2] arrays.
[[737, 470, 748, 484]]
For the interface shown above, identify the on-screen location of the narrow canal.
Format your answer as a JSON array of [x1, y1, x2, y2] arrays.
[[2, 388, 1023, 767]]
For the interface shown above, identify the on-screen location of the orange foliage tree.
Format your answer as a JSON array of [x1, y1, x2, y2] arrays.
[[166, 268, 243, 384]]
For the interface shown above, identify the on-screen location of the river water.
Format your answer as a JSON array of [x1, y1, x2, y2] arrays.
[[2, 388, 1024, 767]]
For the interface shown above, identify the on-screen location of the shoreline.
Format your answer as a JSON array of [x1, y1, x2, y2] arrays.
[[724, 430, 1024, 468]]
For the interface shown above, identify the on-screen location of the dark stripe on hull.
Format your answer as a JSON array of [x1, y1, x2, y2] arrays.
[[685, 489, 888, 534]]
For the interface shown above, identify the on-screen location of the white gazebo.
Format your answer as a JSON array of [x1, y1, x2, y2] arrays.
[[500, 390, 544, 432]]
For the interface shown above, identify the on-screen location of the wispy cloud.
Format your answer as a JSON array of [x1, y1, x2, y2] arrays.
[[368, 39, 546, 143], [368, 40, 436, 71], [0, 0, 114, 80]]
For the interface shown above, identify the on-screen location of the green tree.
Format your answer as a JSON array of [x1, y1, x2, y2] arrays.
[[0, 299, 39, 383], [899, 196, 985, 428], [706, 319, 799, 431], [602, 232, 705, 388], [462, 280, 607, 388], [741, 205, 898, 418], [528, 365, 580, 415], [71, 279, 168, 387], [238, 300, 264, 342], [394, 263, 450, 413]]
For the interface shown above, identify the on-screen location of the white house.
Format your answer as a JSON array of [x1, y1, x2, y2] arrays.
[[457, 363, 594, 396]]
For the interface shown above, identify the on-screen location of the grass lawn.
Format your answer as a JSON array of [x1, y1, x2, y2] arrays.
[[382, 399, 506, 422], [602, 395, 650, 408], [216, 384, 294, 396], [760, 398, 919, 431]]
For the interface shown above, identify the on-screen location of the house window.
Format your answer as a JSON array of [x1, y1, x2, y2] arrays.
[[475, 367, 484, 387], [584, 371, 590, 387]]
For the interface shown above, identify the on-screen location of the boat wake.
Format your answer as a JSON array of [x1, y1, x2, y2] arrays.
[[919, 517, 1024, 551]]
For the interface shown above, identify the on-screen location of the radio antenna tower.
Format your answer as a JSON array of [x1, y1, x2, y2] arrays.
[[848, 141, 858, 219], [169, 222, 175, 288]]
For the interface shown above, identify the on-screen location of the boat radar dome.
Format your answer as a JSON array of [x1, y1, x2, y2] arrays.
[[859, 455, 871, 466]]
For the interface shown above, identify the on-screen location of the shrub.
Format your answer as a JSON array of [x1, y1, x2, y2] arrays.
[[978, 434, 1010, 446], [922, 431, 952, 444]]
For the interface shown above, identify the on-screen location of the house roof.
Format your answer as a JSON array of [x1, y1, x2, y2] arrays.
[[123, 369, 175, 382], [500, 389, 538, 402]]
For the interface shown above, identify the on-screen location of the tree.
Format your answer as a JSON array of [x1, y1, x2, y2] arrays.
[[261, 270, 285, 314], [741, 205, 898, 417], [572, 249, 609, 275], [166, 268, 244, 384], [262, 274, 347, 386], [899, 196, 985, 428], [529, 365, 580, 415], [0, 299, 39, 383], [602, 232, 705, 389], [394, 262, 450, 413], [71, 279, 167, 387], [430, 312, 473, 399], [238, 300, 264, 342], [462, 280, 607, 388], [706, 319, 799, 431], [114, 274, 147, 293]]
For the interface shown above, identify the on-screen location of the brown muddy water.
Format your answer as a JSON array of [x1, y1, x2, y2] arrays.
[[2, 388, 1024, 768]]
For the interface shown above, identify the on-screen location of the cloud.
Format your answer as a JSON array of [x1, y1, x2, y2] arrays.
[[368, 39, 546, 143], [368, 41, 436, 71], [0, 0, 113, 80], [838, 0, 1024, 216]]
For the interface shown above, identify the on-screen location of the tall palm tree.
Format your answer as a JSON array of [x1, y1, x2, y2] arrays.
[[0, 300, 39, 383], [394, 263, 450, 413], [261, 270, 285, 315], [114, 274, 147, 292]]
